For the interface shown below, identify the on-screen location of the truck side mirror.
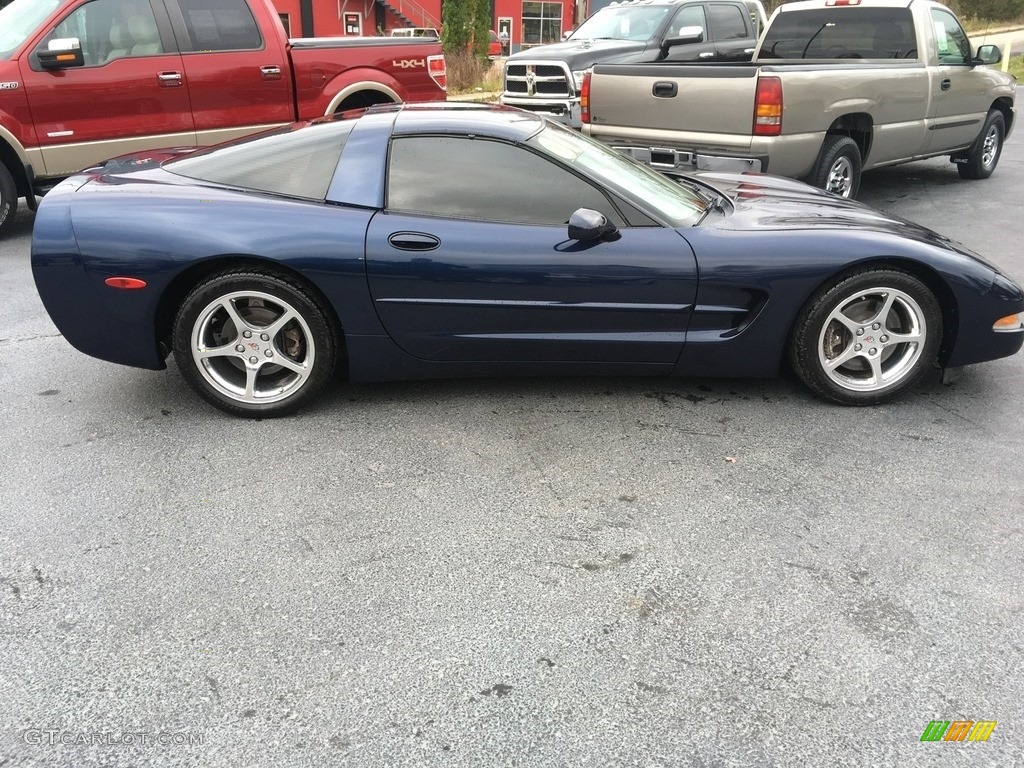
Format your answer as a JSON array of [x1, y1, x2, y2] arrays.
[[38, 38, 85, 69], [568, 208, 617, 241], [974, 44, 1001, 66], [662, 26, 705, 50]]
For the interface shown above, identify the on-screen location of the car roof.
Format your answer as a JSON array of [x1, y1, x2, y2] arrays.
[[378, 103, 547, 142]]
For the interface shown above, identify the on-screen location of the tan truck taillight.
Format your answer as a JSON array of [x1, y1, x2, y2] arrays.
[[581, 70, 591, 123], [753, 76, 782, 136], [427, 55, 447, 91]]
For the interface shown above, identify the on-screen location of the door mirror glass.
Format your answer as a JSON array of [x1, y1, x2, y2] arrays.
[[568, 208, 617, 241], [38, 37, 85, 68], [974, 44, 1001, 65]]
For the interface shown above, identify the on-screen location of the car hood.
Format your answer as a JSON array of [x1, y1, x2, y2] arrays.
[[507, 38, 650, 68], [693, 171, 960, 243]]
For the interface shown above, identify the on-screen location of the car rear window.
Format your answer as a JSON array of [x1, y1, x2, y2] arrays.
[[165, 119, 355, 200], [759, 7, 917, 59]]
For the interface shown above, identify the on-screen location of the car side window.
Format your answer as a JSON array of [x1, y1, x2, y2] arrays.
[[387, 137, 624, 227], [43, 0, 164, 67], [707, 3, 748, 41], [669, 5, 707, 38], [174, 0, 262, 52], [930, 9, 970, 64]]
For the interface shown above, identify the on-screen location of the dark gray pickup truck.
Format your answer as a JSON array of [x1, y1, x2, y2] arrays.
[[499, 0, 766, 128]]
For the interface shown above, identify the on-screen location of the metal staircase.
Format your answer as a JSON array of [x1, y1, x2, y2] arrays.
[[377, 0, 442, 31]]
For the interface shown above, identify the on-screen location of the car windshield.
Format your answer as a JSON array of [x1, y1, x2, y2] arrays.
[[527, 122, 708, 227], [569, 6, 672, 41], [0, 0, 64, 60]]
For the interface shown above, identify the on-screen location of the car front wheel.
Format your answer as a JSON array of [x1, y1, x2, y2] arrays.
[[789, 268, 942, 405], [172, 270, 337, 417]]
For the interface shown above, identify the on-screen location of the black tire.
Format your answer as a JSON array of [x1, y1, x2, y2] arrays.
[[957, 109, 1004, 180], [810, 135, 862, 199], [172, 270, 337, 418], [789, 267, 942, 405], [0, 161, 17, 238]]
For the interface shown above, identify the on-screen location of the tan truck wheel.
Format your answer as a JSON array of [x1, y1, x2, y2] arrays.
[[957, 110, 1003, 180], [810, 135, 862, 199]]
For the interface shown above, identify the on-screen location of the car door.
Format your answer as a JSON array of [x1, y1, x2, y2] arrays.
[[924, 7, 988, 153], [365, 134, 698, 365], [707, 2, 755, 61], [163, 0, 293, 144], [18, 0, 194, 178], [662, 5, 716, 63]]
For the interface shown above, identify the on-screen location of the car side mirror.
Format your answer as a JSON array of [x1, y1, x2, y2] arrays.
[[568, 208, 617, 241], [38, 37, 85, 69], [974, 44, 1001, 65], [562, 30, 572, 41], [662, 26, 704, 49]]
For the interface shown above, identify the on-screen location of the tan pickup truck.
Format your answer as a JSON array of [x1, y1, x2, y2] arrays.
[[582, 0, 1016, 198]]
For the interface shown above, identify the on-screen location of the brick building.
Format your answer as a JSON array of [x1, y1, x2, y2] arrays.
[[271, 0, 598, 52]]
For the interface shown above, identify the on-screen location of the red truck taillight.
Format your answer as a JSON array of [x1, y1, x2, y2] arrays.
[[753, 76, 782, 136], [427, 54, 447, 91], [581, 70, 591, 124]]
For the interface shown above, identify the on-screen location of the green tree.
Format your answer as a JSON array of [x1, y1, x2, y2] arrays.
[[441, 0, 473, 53]]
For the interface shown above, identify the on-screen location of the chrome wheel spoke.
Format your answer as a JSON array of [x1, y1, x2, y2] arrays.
[[219, 297, 249, 337], [826, 308, 860, 333], [873, 292, 896, 326], [272, 353, 308, 376], [243, 365, 259, 401], [885, 329, 922, 345], [196, 342, 238, 360], [262, 308, 297, 338], [825, 344, 861, 370], [866, 354, 884, 386]]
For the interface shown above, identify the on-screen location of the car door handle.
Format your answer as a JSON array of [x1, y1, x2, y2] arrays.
[[388, 232, 441, 251], [157, 71, 182, 87], [698, 51, 715, 59], [260, 65, 282, 80], [744, 48, 755, 54], [652, 81, 678, 98], [941, 78, 951, 91]]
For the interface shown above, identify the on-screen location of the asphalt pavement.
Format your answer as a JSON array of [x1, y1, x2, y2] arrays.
[[0, 133, 1022, 767]]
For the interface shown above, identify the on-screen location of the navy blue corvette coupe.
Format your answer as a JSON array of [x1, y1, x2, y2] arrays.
[[31, 104, 1024, 417]]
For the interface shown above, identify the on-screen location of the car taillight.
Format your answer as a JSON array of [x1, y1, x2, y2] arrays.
[[825, 0, 860, 5], [427, 54, 447, 91], [753, 76, 782, 136], [581, 70, 591, 124]]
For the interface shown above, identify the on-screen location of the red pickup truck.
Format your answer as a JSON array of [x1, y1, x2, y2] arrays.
[[0, 0, 447, 236]]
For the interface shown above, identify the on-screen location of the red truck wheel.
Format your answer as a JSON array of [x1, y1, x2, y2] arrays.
[[0, 162, 17, 237]]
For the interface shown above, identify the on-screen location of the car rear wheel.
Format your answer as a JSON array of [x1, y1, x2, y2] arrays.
[[810, 135, 862, 199], [957, 109, 1004, 180], [172, 270, 337, 418], [789, 268, 942, 405], [0, 161, 17, 237]]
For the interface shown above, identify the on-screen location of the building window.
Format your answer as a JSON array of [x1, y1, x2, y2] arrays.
[[521, 2, 562, 46], [278, 13, 290, 36]]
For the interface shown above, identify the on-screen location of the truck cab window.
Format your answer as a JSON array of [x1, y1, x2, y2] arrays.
[[708, 3, 747, 41], [175, 0, 262, 51], [43, 0, 163, 66], [670, 5, 706, 38], [930, 9, 970, 64]]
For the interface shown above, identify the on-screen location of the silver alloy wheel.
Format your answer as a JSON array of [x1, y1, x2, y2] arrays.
[[190, 290, 315, 404], [817, 287, 926, 393], [981, 124, 999, 169], [826, 156, 854, 197]]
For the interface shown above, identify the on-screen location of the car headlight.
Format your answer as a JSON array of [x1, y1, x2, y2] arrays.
[[571, 70, 587, 92]]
